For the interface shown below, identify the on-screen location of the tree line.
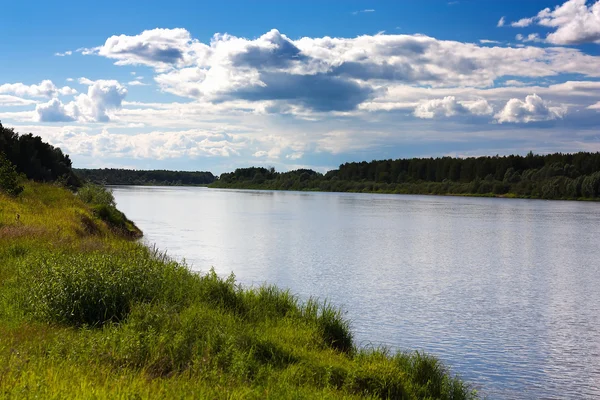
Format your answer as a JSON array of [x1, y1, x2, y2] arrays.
[[212, 152, 600, 200], [75, 168, 215, 186], [0, 122, 80, 187], [2, 121, 600, 200]]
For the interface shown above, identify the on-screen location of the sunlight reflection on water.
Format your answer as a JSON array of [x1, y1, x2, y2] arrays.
[[112, 186, 600, 399]]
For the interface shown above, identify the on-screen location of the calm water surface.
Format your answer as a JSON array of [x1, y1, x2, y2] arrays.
[[112, 186, 600, 399]]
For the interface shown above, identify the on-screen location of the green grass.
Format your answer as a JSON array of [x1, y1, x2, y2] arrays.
[[0, 182, 477, 399]]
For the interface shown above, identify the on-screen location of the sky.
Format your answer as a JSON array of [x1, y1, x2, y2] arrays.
[[1, 0, 599, 174]]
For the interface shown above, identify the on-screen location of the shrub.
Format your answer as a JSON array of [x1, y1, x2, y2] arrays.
[[77, 184, 140, 237], [77, 183, 115, 207], [0, 153, 23, 197]]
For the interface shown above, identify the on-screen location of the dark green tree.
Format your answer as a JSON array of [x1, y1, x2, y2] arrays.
[[0, 153, 24, 196]]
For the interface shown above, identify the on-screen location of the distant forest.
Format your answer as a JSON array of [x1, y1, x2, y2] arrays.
[[75, 168, 216, 186], [0, 122, 80, 187], [3, 122, 600, 200], [212, 152, 600, 200]]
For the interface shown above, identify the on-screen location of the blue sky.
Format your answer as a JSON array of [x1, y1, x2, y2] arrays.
[[1, 0, 599, 173]]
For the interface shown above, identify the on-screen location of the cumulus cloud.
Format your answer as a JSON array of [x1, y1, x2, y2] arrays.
[[78, 27, 600, 119], [414, 96, 493, 118], [511, 0, 600, 44], [76, 79, 128, 122], [8, 26, 599, 164], [495, 94, 567, 123], [233, 72, 373, 112], [109, 28, 600, 114], [35, 79, 127, 122], [0, 80, 77, 98], [83, 28, 208, 70], [35, 98, 76, 122]]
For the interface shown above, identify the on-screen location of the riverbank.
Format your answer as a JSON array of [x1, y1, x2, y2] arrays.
[[0, 182, 476, 399]]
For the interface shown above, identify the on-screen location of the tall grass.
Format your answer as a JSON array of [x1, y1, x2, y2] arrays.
[[77, 183, 142, 238], [0, 182, 478, 399]]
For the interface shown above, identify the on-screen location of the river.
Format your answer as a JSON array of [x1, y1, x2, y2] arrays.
[[112, 186, 600, 399]]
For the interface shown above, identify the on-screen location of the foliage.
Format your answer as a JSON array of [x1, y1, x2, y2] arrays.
[[20, 250, 168, 326], [0, 122, 80, 187], [212, 152, 600, 200], [77, 183, 141, 238], [77, 183, 116, 207], [0, 152, 23, 196], [75, 168, 215, 186], [0, 182, 477, 399]]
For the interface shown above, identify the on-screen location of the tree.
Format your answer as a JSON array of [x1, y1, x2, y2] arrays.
[[0, 153, 24, 196], [0, 122, 80, 187]]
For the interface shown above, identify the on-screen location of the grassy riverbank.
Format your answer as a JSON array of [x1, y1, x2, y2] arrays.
[[0, 182, 476, 399]]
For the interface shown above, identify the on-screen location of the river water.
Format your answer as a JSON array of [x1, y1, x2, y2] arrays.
[[112, 186, 600, 399]]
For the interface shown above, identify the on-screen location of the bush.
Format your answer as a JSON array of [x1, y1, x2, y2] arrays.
[[77, 183, 116, 207], [77, 184, 140, 237], [0, 153, 24, 196]]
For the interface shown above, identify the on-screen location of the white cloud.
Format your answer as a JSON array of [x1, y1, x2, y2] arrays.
[[75, 79, 128, 122], [511, 0, 600, 44], [358, 80, 599, 117], [511, 17, 534, 27], [497, 17, 506, 27], [0, 80, 77, 98], [127, 81, 148, 86], [34, 127, 243, 159], [78, 77, 95, 85], [4, 27, 600, 171], [503, 79, 528, 87], [479, 39, 500, 44], [0, 95, 38, 107], [414, 96, 493, 118], [35, 98, 76, 122], [35, 79, 127, 123], [495, 94, 567, 123], [83, 28, 209, 70], [55, 51, 73, 56], [516, 33, 543, 43], [352, 9, 375, 15], [110, 28, 600, 115], [286, 152, 304, 160], [77, 28, 600, 119]]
